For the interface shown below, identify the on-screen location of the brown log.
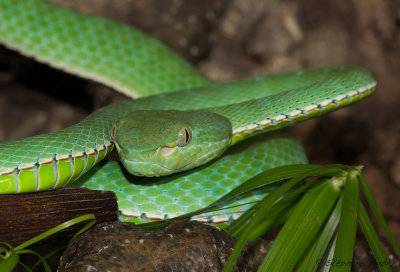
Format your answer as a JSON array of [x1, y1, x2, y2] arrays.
[[0, 188, 118, 246]]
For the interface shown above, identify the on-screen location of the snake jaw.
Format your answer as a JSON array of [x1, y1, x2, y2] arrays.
[[120, 157, 187, 177], [153, 145, 178, 157], [120, 145, 183, 176], [160, 145, 174, 155]]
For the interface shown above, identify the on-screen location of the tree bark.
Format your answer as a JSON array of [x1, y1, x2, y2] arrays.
[[0, 188, 118, 246]]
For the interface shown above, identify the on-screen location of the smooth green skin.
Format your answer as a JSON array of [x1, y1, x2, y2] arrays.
[[0, 0, 377, 222]]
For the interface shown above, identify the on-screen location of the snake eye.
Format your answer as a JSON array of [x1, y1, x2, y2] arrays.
[[178, 126, 192, 147], [110, 121, 119, 140]]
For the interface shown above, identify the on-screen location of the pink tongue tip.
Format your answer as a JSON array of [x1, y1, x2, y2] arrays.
[[161, 146, 174, 154]]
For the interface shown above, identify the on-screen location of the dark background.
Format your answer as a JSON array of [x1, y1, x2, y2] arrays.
[[1, 0, 399, 234]]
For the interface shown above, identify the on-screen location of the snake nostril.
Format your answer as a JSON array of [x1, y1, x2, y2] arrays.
[[160, 146, 174, 155]]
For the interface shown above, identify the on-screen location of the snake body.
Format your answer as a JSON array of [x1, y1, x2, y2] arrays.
[[0, 0, 376, 222]]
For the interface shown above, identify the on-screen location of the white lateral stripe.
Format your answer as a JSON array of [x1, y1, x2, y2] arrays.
[[0, 169, 16, 175], [73, 153, 85, 159], [274, 115, 287, 122], [233, 127, 246, 135], [210, 215, 229, 223], [320, 99, 333, 107], [334, 94, 346, 101], [259, 119, 271, 126], [304, 104, 318, 112], [245, 124, 258, 131], [56, 154, 70, 161], [146, 213, 164, 220], [121, 210, 140, 217], [18, 164, 35, 171], [86, 148, 96, 155], [38, 158, 54, 165], [288, 110, 302, 117], [347, 90, 358, 97]]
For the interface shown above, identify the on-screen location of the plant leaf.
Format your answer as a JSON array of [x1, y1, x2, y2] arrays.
[[16, 249, 52, 272], [296, 193, 343, 271], [0, 242, 19, 272], [14, 214, 96, 251], [331, 169, 360, 272], [359, 174, 400, 258], [358, 202, 392, 272], [257, 177, 341, 271]]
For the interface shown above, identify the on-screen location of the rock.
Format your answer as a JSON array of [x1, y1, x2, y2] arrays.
[[58, 220, 270, 272]]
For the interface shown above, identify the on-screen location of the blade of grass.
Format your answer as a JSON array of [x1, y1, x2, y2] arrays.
[[227, 174, 326, 237], [331, 169, 360, 272], [214, 164, 321, 205], [257, 177, 342, 271], [223, 165, 343, 272], [16, 249, 51, 272], [323, 235, 338, 272], [0, 243, 19, 272], [14, 214, 96, 251], [216, 164, 349, 208], [223, 165, 348, 272], [30, 242, 69, 271], [358, 174, 400, 258], [358, 202, 392, 272], [139, 164, 344, 230], [17, 261, 32, 272], [0, 214, 96, 272], [245, 199, 295, 240], [234, 178, 324, 238], [229, 165, 340, 234], [226, 194, 293, 238], [296, 193, 343, 272]]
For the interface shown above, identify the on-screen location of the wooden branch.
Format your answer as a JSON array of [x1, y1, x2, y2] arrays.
[[0, 188, 118, 246]]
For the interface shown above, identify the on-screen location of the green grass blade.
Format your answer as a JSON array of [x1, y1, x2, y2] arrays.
[[232, 178, 326, 238], [245, 200, 295, 240], [331, 169, 360, 272], [16, 249, 51, 272], [223, 166, 342, 271], [358, 202, 392, 272], [358, 174, 400, 258], [14, 214, 96, 251], [0, 242, 19, 272], [214, 164, 321, 205], [227, 165, 342, 236], [222, 165, 347, 272], [323, 235, 338, 272], [218, 163, 349, 207], [140, 165, 345, 230], [227, 175, 321, 236], [257, 177, 342, 271], [17, 261, 32, 272], [296, 193, 343, 272], [30, 242, 68, 271], [69, 215, 97, 244]]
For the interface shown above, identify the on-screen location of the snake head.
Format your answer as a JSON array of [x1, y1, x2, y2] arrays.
[[111, 110, 232, 177]]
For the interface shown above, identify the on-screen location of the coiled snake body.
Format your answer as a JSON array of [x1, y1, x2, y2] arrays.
[[0, 0, 376, 222]]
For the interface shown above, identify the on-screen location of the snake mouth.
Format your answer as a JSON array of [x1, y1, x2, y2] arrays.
[[160, 145, 174, 155], [121, 158, 190, 177]]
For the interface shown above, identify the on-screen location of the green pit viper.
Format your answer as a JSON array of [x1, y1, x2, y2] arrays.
[[0, 0, 376, 223]]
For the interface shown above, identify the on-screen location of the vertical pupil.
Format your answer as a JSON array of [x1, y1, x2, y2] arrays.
[[185, 128, 189, 143]]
